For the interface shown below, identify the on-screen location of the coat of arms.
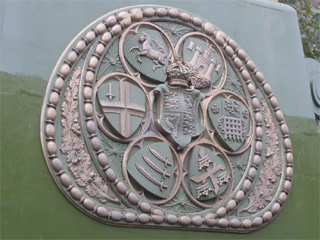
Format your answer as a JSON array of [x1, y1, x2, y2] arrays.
[[153, 61, 205, 149], [208, 95, 251, 151], [41, 5, 294, 233]]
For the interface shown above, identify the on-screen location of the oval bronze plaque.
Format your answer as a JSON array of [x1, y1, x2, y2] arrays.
[[41, 5, 294, 232]]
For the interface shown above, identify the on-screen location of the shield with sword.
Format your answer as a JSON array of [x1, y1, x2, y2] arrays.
[[127, 142, 175, 198]]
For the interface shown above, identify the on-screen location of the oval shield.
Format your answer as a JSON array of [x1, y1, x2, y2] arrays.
[[127, 142, 175, 199], [95, 73, 148, 139], [122, 23, 173, 84], [208, 93, 251, 152], [175, 32, 226, 89], [187, 145, 231, 202]]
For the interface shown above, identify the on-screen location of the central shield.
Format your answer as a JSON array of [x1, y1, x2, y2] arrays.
[[154, 84, 205, 149]]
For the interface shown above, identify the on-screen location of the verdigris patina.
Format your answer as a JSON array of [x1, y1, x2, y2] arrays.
[[41, 5, 294, 233]]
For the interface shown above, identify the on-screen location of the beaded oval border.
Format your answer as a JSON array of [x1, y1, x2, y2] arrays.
[[40, 5, 293, 232]]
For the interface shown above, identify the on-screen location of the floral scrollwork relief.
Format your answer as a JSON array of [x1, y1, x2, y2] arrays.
[[60, 67, 119, 204], [241, 99, 281, 213]]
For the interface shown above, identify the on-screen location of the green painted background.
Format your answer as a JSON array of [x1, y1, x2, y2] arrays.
[[1, 0, 319, 239]]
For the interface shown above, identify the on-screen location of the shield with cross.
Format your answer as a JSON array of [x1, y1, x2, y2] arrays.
[[188, 145, 231, 201], [97, 78, 146, 138]]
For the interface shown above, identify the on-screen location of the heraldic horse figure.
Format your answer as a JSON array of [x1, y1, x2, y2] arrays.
[[130, 32, 167, 72]]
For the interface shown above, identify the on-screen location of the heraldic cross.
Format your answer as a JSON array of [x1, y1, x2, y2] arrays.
[[100, 81, 145, 138], [191, 149, 225, 197]]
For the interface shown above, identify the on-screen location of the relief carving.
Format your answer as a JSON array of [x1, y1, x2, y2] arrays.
[[130, 32, 168, 72], [42, 6, 293, 232], [60, 67, 118, 204], [241, 99, 281, 213]]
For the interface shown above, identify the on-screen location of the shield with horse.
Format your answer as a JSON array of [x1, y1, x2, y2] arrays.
[[123, 25, 172, 83]]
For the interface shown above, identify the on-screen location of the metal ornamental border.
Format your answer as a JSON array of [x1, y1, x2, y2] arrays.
[[40, 5, 294, 233]]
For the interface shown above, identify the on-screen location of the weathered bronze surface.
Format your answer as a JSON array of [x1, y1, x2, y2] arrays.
[[41, 5, 294, 233]]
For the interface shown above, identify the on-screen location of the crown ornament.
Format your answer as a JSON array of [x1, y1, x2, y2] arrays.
[[166, 46, 217, 89], [166, 58, 191, 88]]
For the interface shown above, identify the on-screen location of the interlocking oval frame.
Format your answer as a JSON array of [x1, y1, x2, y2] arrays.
[[180, 139, 235, 209], [41, 5, 294, 233]]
